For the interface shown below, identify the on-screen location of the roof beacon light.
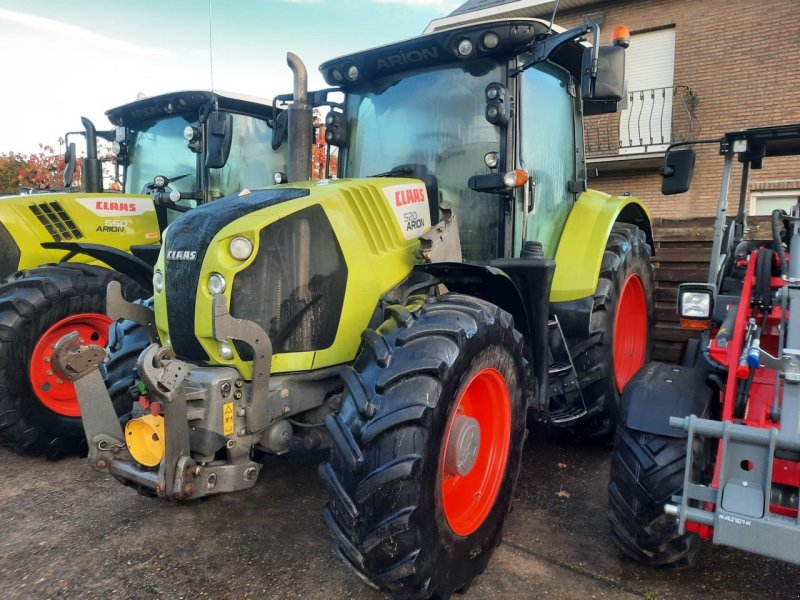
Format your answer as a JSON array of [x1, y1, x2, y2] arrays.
[[611, 25, 631, 49]]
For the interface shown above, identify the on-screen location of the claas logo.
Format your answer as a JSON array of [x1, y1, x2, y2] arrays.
[[394, 187, 427, 206]]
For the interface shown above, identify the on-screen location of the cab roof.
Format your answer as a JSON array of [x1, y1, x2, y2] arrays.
[[105, 90, 278, 127], [320, 18, 584, 88]]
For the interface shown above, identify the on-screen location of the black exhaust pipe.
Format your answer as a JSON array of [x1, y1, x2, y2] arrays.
[[81, 117, 103, 193], [286, 52, 313, 183]]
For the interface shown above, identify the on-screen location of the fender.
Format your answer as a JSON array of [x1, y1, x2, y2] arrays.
[[41, 241, 154, 292], [621, 361, 713, 438], [415, 259, 555, 410], [551, 190, 653, 303]]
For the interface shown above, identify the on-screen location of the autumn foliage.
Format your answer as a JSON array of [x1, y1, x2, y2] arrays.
[[312, 111, 338, 180], [0, 144, 80, 195]]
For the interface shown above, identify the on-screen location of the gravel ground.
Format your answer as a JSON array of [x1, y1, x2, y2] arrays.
[[1, 426, 798, 600]]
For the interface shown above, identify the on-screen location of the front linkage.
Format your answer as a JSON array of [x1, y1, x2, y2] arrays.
[[53, 284, 281, 500]]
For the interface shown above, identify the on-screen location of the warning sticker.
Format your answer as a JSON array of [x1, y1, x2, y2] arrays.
[[381, 183, 431, 241], [223, 402, 235, 436]]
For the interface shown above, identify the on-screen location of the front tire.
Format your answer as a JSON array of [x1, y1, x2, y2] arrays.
[[321, 294, 527, 598], [607, 424, 700, 567], [0, 264, 145, 458]]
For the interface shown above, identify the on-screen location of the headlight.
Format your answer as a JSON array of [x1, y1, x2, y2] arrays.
[[153, 270, 164, 293], [681, 292, 711, 318], [677, 283, 715, 329], [229, 237, 253, 261], [219, 340, 234, 360], [208, 273, 226, 295]]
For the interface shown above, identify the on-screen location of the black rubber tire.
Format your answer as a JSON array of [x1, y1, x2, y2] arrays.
[[320, 293, 528, 599], [560, 223, 655, 442], [0, 264, 146, 458], [607, 424, 701, 568], [102, 298, 154, 414]]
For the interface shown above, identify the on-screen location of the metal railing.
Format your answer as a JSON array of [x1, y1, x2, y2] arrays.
[[585, 85, 696, 155]]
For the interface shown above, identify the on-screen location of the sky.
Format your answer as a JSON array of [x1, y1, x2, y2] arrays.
[[0, 0, 462, 154]]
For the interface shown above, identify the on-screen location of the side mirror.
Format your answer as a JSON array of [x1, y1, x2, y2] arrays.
[[63, 142, 76, 187], [581, 45, 625, 103], [205, 111, 233, 169], [272, 110, 288, 151], [660, 147, 696, 195]]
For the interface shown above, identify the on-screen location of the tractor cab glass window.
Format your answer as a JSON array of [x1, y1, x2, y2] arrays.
[[344, 60, 503, 263], [125, 116, 199, 197], [519, 61, 577, 258], [209, 113, 286, 199]]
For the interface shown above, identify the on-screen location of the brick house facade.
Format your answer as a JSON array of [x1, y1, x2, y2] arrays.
[[428, 0, 800, 219]]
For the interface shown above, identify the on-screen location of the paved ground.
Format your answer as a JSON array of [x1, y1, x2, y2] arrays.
[[2, 427, 798, 600]]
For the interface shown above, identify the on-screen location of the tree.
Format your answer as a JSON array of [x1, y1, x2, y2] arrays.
[[312, 110, 338, 180], [0, 143, 84, 194], [0, 152, 28, 195]]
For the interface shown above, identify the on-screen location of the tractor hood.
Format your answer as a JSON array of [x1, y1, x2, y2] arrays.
[[153, 178, 434, 377], [0, 192, 158, 279]]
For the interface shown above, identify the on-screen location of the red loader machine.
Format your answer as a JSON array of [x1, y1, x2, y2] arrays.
[[608, 123, 800, 566]]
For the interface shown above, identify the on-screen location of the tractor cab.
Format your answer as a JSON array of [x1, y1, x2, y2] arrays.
[[105, 90, 287, 230], [315, 18, 629, 262]]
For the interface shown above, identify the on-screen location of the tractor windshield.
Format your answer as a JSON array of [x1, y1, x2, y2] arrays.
[[344, 60, 503, 263], [125, 113, 283, 201], [125, 115, 199, 197]]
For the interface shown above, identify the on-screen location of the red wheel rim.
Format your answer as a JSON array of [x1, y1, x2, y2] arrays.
[[440, 367, 511, 536], [613, 274, 647, 392], [29, 313, 112, 417]]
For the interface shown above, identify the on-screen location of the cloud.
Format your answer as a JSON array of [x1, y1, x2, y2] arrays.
[[0, 7, 174, 59]]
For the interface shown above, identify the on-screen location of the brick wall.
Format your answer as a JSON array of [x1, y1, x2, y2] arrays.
[[555, 0, 800, 218]]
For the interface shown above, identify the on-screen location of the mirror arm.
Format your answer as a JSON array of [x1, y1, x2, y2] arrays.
[[511, 23, 598, 77]]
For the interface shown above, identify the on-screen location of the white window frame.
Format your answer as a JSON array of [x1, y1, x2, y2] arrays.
[[749, 189, 800, 216]]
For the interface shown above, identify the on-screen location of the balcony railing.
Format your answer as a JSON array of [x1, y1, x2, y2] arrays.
[[585, 85, 696, 156]]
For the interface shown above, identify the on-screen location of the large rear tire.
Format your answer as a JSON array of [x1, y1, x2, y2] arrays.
[[0, 264, 146, 458], [321, 294, 527, 598], [561, 223, 654, 442], [607, 424, 700, 568]]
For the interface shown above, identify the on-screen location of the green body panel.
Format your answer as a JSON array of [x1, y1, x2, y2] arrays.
[[0, 192, 159, 277], [154, 178, 429, 378], [550, 189, 651, 303]]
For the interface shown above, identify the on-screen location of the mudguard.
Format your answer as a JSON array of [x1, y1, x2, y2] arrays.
[[416, 259, 555, 410], [551, 190, 652, 303], [41, 242, 154, 292], [621, 361, 713, 438]]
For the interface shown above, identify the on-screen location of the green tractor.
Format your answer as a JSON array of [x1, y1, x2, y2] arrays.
[[0, 90, 286, 457], [56, 19, 654, 598]]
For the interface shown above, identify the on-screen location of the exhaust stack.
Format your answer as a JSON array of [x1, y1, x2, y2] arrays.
[[81, 117, 103, 193], [286, 52, 313, 183]]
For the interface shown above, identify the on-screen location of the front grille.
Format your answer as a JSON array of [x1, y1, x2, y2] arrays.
[[230, 204, 348, 357], [29, 201, 83, 241], [164, 187, 310, 361]]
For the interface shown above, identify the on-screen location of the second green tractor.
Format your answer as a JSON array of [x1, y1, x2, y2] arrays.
[[56, 17, 654, 599]]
